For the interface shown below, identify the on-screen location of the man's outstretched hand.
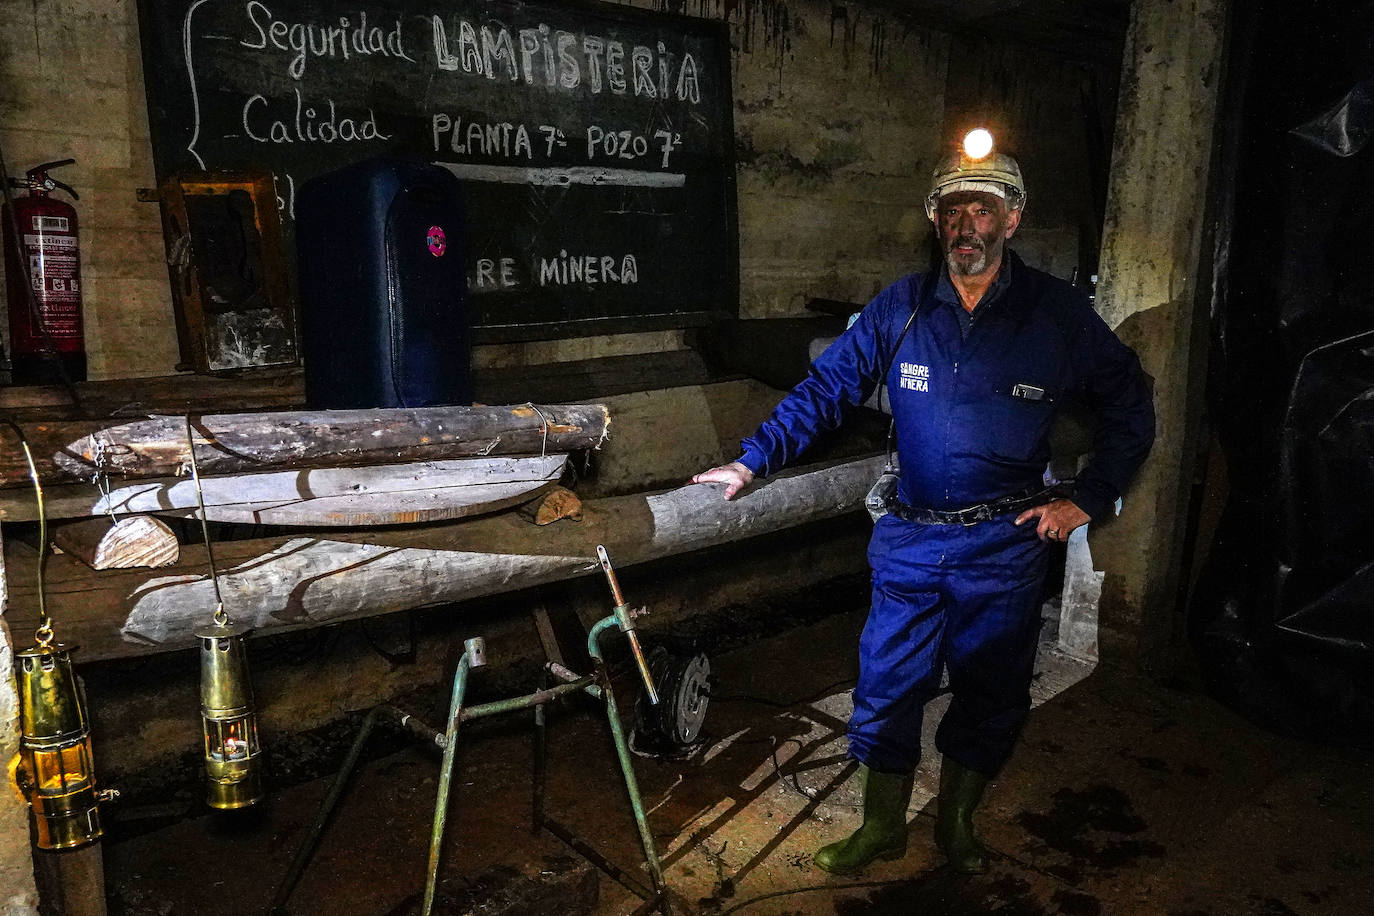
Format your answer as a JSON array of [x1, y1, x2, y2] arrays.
[[690, 461, 755, 500], [1015, 498, 1090, 543]]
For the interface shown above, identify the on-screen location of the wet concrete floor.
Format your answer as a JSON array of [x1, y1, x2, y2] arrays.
[[105, 607, 1374, 915]]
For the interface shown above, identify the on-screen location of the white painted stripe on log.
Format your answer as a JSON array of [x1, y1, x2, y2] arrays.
[[0, 455, 567, 522], [119, 543, 589, 648], [168, 480, 559, 526], [111, 455, 884, 654]]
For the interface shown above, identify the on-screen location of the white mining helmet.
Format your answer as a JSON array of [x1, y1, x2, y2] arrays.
[[924, 129, 1027, 220]]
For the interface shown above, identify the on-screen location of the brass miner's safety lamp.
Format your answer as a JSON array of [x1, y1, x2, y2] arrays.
[[185, 416, 264, 808], [11, 424, 113, 848]]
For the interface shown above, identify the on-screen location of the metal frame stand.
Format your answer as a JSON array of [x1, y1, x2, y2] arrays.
[[271, 547, 671, 916]]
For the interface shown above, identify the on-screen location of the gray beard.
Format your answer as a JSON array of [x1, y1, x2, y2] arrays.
[[947, 248, 989, 276]]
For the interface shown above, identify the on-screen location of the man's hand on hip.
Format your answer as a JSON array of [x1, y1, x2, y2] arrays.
[[1015, 498, 1090, 543], [690, 461, 755, 500]]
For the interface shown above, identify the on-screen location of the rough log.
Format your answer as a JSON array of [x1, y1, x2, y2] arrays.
[[53, 516, 179, 570], [0, 456, 568, 525], [2, 456, 883, 662], [0, 404, 609, 489]]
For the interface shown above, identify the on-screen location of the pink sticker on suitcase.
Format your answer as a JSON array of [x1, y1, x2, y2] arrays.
[[427, 225, 447, 257]]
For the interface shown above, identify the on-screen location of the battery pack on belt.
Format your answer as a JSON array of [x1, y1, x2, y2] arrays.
[[890, 485, 1071, 526]]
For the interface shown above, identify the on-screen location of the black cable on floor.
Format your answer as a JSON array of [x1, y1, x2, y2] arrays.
[[716, 878, 922, 914]]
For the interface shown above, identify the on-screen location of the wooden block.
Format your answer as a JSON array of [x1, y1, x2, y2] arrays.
[[517, 486, 583, 526], [53, 516, 179, 570]]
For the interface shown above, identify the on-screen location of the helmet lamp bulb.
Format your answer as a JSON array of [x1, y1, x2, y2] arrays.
[[962, 129, 994, 160]]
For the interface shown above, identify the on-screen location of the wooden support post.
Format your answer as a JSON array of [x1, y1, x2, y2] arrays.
[[0, 526, 42, 914], [32, 846, 106, 916]]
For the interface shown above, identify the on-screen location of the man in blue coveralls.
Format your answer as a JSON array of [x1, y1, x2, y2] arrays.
[[691, 136, 1155, 875]]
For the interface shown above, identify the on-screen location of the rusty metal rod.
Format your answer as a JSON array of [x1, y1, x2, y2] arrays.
[[597, 545, 659, 706]]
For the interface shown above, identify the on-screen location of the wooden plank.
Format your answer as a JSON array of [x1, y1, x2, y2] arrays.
[[0, 367, 305, 421], [0, 404, 608, 489], [0, 455, 568, 523], [473, 350, 742, 405], [2, 455, 883, 661], [0, 352, 739, 425]]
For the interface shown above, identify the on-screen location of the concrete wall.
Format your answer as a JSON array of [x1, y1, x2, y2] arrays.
[[0, 536, 40, 914], [0, 0, 1102, 379]]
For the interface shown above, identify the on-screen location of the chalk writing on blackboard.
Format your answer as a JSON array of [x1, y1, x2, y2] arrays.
[[139, 0, 738, 339]]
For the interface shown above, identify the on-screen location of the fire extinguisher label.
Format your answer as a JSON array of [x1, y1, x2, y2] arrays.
[[31, 215, 69, 232], [23, 233, 77, 249], [19, 236, 82, 333]]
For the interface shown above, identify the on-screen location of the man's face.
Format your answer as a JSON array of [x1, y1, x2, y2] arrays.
[[935, 190, 1021, 277]]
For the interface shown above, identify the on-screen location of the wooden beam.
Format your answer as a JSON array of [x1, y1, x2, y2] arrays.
[[0, 456, 567, 524], [2, 456, 883, 662], [0, 404, 608, 489]]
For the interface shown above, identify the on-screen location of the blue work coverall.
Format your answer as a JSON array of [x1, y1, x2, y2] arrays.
[[737, 250, 1155, 775]]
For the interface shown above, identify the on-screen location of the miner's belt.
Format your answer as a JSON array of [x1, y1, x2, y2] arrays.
[[891, 487, 1061, 527]]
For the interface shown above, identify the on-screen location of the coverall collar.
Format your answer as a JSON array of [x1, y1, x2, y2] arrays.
[[935, 249, 1018, 333]]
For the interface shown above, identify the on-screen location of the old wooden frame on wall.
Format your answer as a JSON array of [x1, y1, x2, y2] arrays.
[[140, 172, 297, 374]]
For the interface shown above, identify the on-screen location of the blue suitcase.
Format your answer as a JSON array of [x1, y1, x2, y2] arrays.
[[295, 158, 472, 409]]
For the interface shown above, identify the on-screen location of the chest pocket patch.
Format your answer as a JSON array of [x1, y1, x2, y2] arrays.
[[897, 361, 931, 392]]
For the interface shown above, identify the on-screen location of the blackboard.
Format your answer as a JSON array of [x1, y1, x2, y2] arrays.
[[136, 0, 738, 341]]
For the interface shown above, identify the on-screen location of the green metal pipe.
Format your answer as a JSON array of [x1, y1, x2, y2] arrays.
[[532, 703, 547, 834], [586, 615, 670, 914], [422, 651, 472, 916], [457, 677, 595, 722], [586, 616, 619, 661], [550, 660, 603, 699]]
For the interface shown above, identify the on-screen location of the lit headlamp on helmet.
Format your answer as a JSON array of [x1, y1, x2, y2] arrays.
[[924, 129, 1027, 220]]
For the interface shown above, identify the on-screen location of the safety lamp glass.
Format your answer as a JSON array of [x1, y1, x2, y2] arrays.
[[16, 646, 104, 849], [199, 628, 265, 810], [203, 712, 260, 763]]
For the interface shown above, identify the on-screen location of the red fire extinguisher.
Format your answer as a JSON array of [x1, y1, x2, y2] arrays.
[[3, 158, 87, 384]]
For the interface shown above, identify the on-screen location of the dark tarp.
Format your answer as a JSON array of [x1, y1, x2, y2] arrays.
[[1190, 1, 1374, 746]]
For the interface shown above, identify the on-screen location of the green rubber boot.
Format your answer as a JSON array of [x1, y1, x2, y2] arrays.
[[934, 756, 991, 873], [813, 766, 913, 875]]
